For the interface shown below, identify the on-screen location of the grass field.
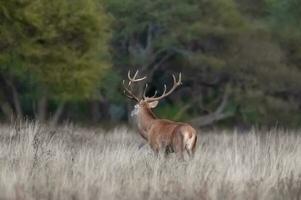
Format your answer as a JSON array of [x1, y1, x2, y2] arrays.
[[0, 122, 300, 200]]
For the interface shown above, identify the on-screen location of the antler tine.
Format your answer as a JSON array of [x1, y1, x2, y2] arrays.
[[122, 79, 139, 102], [172, 72, 182, 85], [163, 84, 167, 95], [127, 71, 132, 86], [143, 83, 148, 99], [133, 70, 139, 79], [128, 70, 147, 84], [143, 83, 159, 99], [123, 70, 147, 102], [151, 90, 158, 98], [144, 73, 182, 102]]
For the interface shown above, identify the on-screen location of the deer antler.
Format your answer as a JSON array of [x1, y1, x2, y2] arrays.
[[143, 83, 158, 99], [144, 73, 182, 102], [128, 70, 146, 84], [122, 70, 147, 102]]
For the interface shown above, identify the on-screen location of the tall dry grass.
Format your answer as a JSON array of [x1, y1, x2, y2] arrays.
[[0, 122, 300, 200]]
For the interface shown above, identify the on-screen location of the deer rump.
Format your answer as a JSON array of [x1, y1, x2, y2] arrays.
[[148, 119, 197, 157]]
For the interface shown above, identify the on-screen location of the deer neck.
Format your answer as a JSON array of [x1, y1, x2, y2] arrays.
[[136, 106, 156, 139]]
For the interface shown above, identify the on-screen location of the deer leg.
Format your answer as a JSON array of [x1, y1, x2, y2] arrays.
[[176, 149, 184, 160], [191, 145, 196, 158], [189, 136, 197, 158], [173, 132, 184, 161], [186, 148, 191, 157], [158, 148, 166, 159], [152, 148, 159, 157], [183, 132, 197, 159], [154, 149, 159, 157], [164, 145, 173, 159], [186, 148, 195, 160], [150, 142, 159, 157], [158, 142, 169, 159]]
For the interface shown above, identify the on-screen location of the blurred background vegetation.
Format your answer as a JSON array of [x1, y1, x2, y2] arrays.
[[0, 0, 301, 128]]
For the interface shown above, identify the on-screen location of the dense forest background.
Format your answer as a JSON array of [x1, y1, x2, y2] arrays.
[[0, 0, 301, 128]]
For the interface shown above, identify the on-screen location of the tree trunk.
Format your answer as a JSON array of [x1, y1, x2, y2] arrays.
[[190, 112, 234, 127], [189, 85, 235, 127], [50, 102, 65, 126], [91, 100, 101, 123], [3, 78, 23, 120], [0, 102, 14, 122], [37, 96, 48, 123]]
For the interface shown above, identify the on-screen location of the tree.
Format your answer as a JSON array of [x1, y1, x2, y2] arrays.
[[0, 0, 111, 123]]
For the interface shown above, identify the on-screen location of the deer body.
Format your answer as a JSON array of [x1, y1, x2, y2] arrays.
[[123, 70, 197, 158], [132, 102, 197, 158]]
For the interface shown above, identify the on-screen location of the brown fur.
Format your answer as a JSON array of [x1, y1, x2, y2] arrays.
[[135, 102, 197, 159]]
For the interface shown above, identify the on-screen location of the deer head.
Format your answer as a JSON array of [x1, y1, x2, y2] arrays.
[[122, 70, 182, 117]]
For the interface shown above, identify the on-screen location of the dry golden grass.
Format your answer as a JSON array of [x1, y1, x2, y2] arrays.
[[0, 122, 300, 200]]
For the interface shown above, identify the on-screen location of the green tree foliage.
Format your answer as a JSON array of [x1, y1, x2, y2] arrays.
[[105, 0, 301, 128], [0, 0, 111, 122], [105, 0, 246, 122], [228, 0, 301, 127], [105, 0, 242, 121], [105, 0, 245, 72], [266, 0, 301, 65]]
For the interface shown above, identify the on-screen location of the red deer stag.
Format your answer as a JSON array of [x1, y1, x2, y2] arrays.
[[123, 70, 197, 159]]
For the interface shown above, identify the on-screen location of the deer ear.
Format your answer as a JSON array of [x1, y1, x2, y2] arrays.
[[148, 101, 159, 108]]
